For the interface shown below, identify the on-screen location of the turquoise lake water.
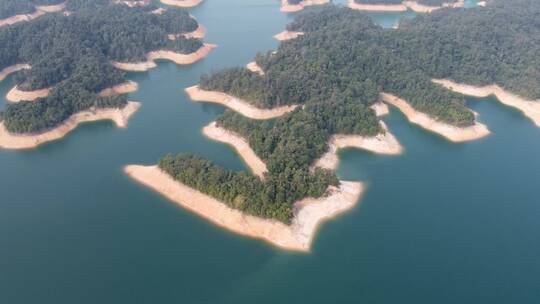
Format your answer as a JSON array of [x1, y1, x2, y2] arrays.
[[1, 0, 539, 303]]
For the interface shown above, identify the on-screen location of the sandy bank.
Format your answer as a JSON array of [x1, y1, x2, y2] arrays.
[[0, 64, 30, 83], [280, 0, 330, 13], [160, 0, 203, 8], [99, 81, 139, 97], [477, 1, 487, 7], [168, 24, 206, 40], [0, 2, 65, 28], [0, 102, 140, 150], [246, 61, 265, 76], [111, 44, 216, 72], [6, 86, 51, 102], [348, 0, 464, 13], [314, 122, 403, 171], [125, 164, 363, 252], [381, 92, 489, 142], [186, 86, 297, 120], [370, 102, 390, 117], [115, 0, 151, 7], [274, 30, 304, 41], [203, 122, 267, 179], [433, 79, 540, 128]]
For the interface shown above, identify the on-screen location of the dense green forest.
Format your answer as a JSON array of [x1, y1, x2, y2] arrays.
[[0, 2, 203, 133], [170, 0, 539, 222], [354, 0, 459, 5], [0, 0, 64, 19]]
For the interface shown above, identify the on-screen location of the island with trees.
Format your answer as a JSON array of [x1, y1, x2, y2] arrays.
[[127, 0, 539, 250], [348, 0, 465, 13], [0, 1, 213, 149]]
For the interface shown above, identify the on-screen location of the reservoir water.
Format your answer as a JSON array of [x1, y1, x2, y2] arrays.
[[1, 0, 539, 303]]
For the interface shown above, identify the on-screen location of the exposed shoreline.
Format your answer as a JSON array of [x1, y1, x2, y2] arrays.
[[370, 101, 390, 117], [0, 2, 66, 28], [274, 30, 304, 41], [111, 44, 216, 72], [348, 0, 464, 13], [381, 92, 490, 142], [185, 85, 298, 120], [433, 79, 540, 127], [202, 122, 267, 179], [246, 61, 265, 76], [0, 64, 31, 83], [0, 101, 140, 150], [124, 164, 363, 252], [160, 0, 203, 8], [280, 0, 330, 13], [313, 122, 403, 170], [5, 81, 139, 103]]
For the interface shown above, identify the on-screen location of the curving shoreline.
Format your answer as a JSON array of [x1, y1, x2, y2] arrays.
[[0, 102, 140, 150], [111, 44, 216, 72], [0, 2, 66, 28], [381, 92, 490, 142], [0, 64, 31, 83], [124, 164, 363, 252], [280, 0, 330, 13], [98, 81, 139, 97], [274, 30, 304, 41], [160, 0, 203, 8], [6, 86, 51, 102], [313, 122, 403, 170], [433, 79, 540, 127], [370, 101, 390, 117], [169, 24, 206, 40], [348, 0, 464, 13], [185, 85, 298, 120], [246, 61, 265, 76], [203, 122, 267, 179]]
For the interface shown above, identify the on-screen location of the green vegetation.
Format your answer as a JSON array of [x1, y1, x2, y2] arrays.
[[0, 2, 203, 133], [0, 0, 64, 19], [163, 1, 540, 222]]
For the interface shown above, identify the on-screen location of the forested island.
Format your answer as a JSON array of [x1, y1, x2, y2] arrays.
[[0, 1, 210, 143], [127, 0, 539, 250]]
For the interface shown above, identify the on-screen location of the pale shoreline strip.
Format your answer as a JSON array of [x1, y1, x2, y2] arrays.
[[370, 102, 390, 117], [0, 64, 31, 83], [115, 0, 151, 7], [246, 61, 265, 76], [0, 2, 66, 28], [314, 122, 403, 171], [124, 164, 363, 252], [274, 30, 304, 41], [348, 0, 464, 13], [5, 81, 139, 103], [381, 92, 490, 142], [0, 102, 140, 150], [111, 44, 217, 72], [202, 122, 268, 179], [433, 79, 540, 127], [160, 0, 203, 8], [280, 0, 330, 13], [185, 85, 298, 120]]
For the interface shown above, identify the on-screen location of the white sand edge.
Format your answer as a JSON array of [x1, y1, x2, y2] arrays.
[[203, 122, 267, 179], [0, 64, 31, 83], [280, 0, 330, 13], [348, 0, 464, 13], [111, 44, 216, 72], [381, 92, 490, 142], [433, 79, 540, 127], [185, 85, 298, 120], [114, 0, 151, 7], [313, 121, 403, 171], [160, 0, 203, 8], [246, 61, 265, 76], [124, 164, 363, 252], [370, 102, 390, 117], [0, 101, 140, 150], [0, 2, 66, 28], [274, 30, 304, 41]]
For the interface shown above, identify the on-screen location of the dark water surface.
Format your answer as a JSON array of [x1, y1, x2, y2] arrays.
[[1, 0, 539, 303]]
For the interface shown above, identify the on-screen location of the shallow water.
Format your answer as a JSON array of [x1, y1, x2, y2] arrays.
[[1, 0, 538, 303]]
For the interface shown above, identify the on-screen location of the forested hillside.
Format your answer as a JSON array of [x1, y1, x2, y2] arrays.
[[0, 2, 202, 133], [168, 0, 539, 222]]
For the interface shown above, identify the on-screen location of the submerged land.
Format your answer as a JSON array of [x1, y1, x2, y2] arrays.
[[0, 1, 213, 149], [126, 0, 540, 250]]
